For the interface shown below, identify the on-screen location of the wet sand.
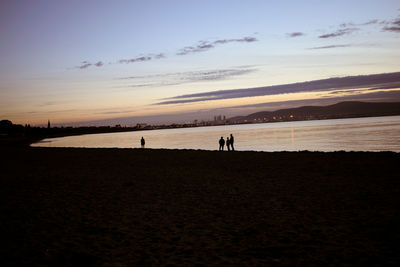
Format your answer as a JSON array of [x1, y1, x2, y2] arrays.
[[1, 147, 399, 265]]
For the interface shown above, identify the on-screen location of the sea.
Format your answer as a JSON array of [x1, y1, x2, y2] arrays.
[[32, 115, 400, 152]]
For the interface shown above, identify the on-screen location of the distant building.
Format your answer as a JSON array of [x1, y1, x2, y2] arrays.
[[47, 120, 50, 129]]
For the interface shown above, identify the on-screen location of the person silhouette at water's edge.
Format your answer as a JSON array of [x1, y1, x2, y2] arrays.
[[219, 137, 225, 151], [140, 137, 145, 148], [230, 134, 234, 151], [226, 137, 231, 151]]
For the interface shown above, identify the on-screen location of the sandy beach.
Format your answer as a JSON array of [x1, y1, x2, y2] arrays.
[[1, 147, 399, 265]]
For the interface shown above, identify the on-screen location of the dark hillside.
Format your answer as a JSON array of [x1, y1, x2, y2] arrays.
[[229, 101, 400, 123]]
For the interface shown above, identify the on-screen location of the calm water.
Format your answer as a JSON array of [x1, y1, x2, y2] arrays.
[[32, 116, 400, 152]]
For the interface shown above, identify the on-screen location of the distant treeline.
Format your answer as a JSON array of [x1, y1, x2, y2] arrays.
[[0, 120, 141, 137], [0, 120, 142, 146], [0, 120, 204, 146]]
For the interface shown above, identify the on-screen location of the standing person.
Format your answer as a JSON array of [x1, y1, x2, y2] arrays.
[[219, 137, 225, 151], [230, 134, 234, 151], [226, 137, 231, 151], [140, 137, 145, 148]]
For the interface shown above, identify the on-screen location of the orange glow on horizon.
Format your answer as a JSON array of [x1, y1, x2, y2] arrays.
[[8, 87, 400, 126]]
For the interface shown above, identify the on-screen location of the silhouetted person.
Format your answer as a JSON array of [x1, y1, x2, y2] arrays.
[[140, 137, 145, 148], [219, 137, 225, 151], [226, 137, 231, 151], [230, 134, 235, 151]]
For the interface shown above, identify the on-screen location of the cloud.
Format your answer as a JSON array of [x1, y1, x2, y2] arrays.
[[76, 61, 103, 69], [383, 26, 400, 32], [73, 36, 256, 69], [340, 19, 379, 28], [318, 18, 382, 39], [318, 27, 359, 38], [361, 19, 379, 25], [287, 32, 305, 38], [332, 15, 400, 34], [75, 53, 165, 70], [358, 19, 378, 26], [184, 68, 256, 81], [153, 53, 165, 59], [118, 67, 258, 89], [214, 36, 257, 44], [176, 36, 257, 55], [78, 62, 92, 69], [382, 17, 400, 32], [308, 44, 351, 49], [223, 90, 400, 112], [118, 53, 166, 64], [155, 72, 400, 105], [118, 56, 152, 64], [37, 101, 57, 107]]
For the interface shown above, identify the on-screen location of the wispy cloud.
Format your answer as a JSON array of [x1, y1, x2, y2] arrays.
[[118, 53, 166, 64], [155, 72, 400, 105], [37, 101, 57, 107], [383, 26, 400, 32], [78, 61, 92, 69], [153, 53, 165, 59], [74, 35, 256, 70], [382, 17, 400, 32], [118, 56, 152, 64], [287, 32, 305, 38], [317, 18, 383, 39], [176, 36, 257, 55], [334, 15, 400, 34], [340, 19, 379, 28], [360, 19, 379, 26], [77, 61, 104, 69], [76, 54, 164, 69], [118, 67, 258, 89], [308, 44, 351, 49], [318, 27, 359, 38], [184, 68, 256, 81]]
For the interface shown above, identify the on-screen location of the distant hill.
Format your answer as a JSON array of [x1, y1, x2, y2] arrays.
[[228, 101, 400, 123]]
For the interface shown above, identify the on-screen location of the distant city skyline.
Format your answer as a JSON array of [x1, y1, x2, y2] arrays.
[[1, 0, 400, 126]]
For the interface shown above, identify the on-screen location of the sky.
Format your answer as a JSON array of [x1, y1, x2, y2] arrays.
[[1, 0, 400, 126]]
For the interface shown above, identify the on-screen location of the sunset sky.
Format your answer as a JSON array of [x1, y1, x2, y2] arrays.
[[1, 0, 400, 126]]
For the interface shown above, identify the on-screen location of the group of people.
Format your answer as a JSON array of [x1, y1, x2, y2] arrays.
[[140, 134, 235, 151], [219, 134, 234, 151]]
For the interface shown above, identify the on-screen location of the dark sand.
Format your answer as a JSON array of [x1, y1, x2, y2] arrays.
[[1, 147, 399, 265]]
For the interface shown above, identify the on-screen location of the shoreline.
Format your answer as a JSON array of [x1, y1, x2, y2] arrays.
[[29, 146, 400, 154], [1, 147, 399, 265], [4, 114, 400, 149]]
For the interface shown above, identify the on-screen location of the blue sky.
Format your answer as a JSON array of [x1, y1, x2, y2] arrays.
[[1, 0, 400, 125]]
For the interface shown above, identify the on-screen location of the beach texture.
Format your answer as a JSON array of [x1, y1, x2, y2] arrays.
[[1, 147, 399, 265]]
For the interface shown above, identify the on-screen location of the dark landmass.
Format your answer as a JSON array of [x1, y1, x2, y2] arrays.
[[0, 122, 137, 147], [1, 147, 399, 265], [229, 101, 400, 123], [0, 120, 198, 147]]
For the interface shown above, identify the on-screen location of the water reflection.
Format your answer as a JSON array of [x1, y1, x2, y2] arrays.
[[32, 116, 400, 152], [290, 128, 295, 146]]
